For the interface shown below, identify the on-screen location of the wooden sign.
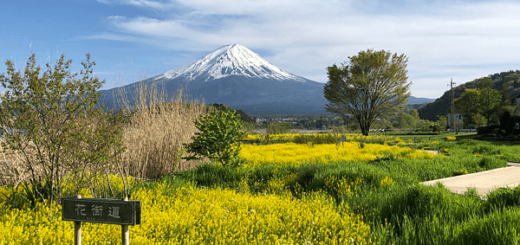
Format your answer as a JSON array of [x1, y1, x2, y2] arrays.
[[62, 197, 141, 226]]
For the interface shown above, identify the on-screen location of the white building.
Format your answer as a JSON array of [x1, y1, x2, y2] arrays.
[[447, 113, 463, 131]]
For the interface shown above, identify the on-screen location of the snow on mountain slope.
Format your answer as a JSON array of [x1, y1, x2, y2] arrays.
[[157, 44, 307, 82]]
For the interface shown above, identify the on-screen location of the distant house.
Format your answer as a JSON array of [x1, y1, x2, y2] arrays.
[[447, 113, 463, 131]]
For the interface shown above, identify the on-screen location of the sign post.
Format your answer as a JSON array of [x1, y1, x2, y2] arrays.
[[62, 196, 141, 245], [122, 197, 129, 245], [74, 195, 82, 245]]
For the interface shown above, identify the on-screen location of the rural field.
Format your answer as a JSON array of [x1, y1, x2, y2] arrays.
[[3, 1, 520, 244], [1, 129, 520, 244]]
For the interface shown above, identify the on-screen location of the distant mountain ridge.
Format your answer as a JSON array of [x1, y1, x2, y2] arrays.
[[408, 96, 435, 105], [99, 44, 327, 114], [418, 70, 520, 121], [98, 44, 436, 114]]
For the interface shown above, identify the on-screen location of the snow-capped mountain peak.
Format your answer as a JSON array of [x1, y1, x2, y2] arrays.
[[158, 44, 306, 82]]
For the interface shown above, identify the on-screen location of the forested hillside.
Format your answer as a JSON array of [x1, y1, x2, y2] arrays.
[[418, 70, 520, 121]]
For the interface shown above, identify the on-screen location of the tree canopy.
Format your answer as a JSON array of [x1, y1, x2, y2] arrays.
[[324, 49, 411, 136], [455, 77, 503, 127], [454, 88, 480, 127]]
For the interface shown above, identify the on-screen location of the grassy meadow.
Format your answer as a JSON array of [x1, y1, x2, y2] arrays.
[[1, 131, 520, 244], [1, 88, 520, 244]]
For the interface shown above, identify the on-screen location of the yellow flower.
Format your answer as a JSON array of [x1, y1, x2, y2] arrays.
[[0, 178, 375, 244], [240, 142, 438, 168], [379, 176, 393, 187]]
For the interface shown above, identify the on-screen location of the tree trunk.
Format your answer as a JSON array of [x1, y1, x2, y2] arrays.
[[360, 122, 370, 136]]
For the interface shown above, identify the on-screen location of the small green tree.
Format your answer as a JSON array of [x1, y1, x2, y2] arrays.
[[266, 122, 291, 134], [455, 88, 480, 126], [436, 115, 447, 132], [185, 110, 246, 167], [455, 120, 464, 134], [474, 113, 487, 128], [416, 120, 432, 131], [0, 54, 127, 208], [396, 112, 416, 129], [409, 109, 420, 120]]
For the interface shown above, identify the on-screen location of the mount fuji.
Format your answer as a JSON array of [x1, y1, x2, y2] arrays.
[[99, 44, 328, 114]]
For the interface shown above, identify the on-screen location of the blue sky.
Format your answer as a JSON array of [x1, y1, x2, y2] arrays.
[[2, 0, 520, 99]]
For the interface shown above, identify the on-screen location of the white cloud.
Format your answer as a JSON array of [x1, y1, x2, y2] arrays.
[[97, 0, 177, 9], [91, 0, 520, 98]]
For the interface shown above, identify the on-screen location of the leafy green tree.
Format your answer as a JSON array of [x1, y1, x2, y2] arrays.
[[184, 110, 246, 167], [372, 118, 393, 129], [499, 73, 520, 106], [478, 78, 502, 126], [435, 115, 447, 132], [476, 77, 494, 89], [409, 109, 420, 128], [455, 88, 480, 125], [324, 49, 411, 136], [0, 54, 126, 206], [409, 109, 419, 119], [317, 117, 330, 129], [417, 119, 432, 131], [395, 112, 415, 129]]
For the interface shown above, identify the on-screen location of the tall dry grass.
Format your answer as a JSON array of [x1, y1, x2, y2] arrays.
[[0, 144, 29, 186], [118, 82, 208, 180]]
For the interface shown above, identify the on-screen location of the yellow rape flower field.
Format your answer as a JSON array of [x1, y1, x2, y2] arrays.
[[0, 182, 372, 244], [240, 142, 437, 168]]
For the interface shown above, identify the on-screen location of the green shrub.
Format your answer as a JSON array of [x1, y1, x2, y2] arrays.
[[292, 134, 340, 144], [486, 186, 520, 210], [266, 122, 292, 134], [186, 163, 242, 187], [184, 110, 246, 167], [477, 125, 500, 135], [457, 139, 479, 146], [478, 156, 507, 169], [453, 207, 520, 245], [473, 145, 501, 155]]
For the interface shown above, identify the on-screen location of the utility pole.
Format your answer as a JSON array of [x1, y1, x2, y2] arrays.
[[448, 79, 456, 131]]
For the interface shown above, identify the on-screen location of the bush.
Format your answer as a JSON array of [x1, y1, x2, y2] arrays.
[[506, 115, 520, 136], [472, 145, 501, 155], [499, 111, 511, 132], [477, 125, 500, 135], [292, 134, 340, 144], [486, 186, 520, 209], [184, 110, 246, 167], [478, 156, 507, 169], [0, 54, 127, 206], [266, 122, 291, 134]]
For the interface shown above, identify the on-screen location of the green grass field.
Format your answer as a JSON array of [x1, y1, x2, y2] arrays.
[[1, 134, 520, 244]]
